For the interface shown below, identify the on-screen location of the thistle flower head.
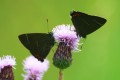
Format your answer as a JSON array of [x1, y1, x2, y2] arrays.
[[0, 55, 16, 80], [52, 24, 80, 69], [22, 56, 49, 80], [52, 24, 80, 51], [0, 55, 16, 69]]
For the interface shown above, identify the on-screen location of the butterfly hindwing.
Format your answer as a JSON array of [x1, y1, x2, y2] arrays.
[[70, 11, 107, 38], [18, 33, 54, 62]]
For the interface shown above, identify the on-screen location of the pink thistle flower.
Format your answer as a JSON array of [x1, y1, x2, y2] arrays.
[[22, 56, 49, 80], [0, 55, 16, 80], [52, 24, 80, 69], [52, 24, 80, 51]]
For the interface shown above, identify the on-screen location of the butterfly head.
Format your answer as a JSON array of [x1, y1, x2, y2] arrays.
[[33, 54, 44, 62], [70, 11, 81, 17]]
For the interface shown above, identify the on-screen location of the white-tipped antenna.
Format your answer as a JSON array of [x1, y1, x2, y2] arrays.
[[46, 19, 50, 33]]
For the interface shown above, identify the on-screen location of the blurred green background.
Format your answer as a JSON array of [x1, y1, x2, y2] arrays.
[[0, 0, 120, 80]]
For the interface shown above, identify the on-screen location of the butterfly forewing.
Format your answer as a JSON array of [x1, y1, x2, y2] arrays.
[[18, 33, 54, 62], [71, 11, 107, 38]]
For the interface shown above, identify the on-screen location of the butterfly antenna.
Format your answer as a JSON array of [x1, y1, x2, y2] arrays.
[[46, 19, 50, 33]]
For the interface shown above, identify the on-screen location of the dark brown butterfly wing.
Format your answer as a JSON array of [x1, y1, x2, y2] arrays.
[[70, 11, 107, 38], [18, 33, 54, 62]]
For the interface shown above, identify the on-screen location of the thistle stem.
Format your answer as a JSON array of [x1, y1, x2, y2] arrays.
[[59, 69, 63, 80]]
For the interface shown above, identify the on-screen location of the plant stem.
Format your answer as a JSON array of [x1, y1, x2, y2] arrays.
[[59, 69, 63, 80]]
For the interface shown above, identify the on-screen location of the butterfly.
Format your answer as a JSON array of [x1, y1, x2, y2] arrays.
[[18, 33, 55, 62], [70, 11, 107, 38]]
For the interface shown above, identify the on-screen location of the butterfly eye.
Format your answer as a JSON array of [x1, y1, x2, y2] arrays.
[[73, 13, 81, 17]]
